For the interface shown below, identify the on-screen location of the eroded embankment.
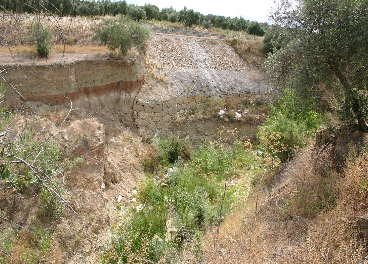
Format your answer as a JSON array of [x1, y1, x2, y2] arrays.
[[135, 35, 270, 134], [3, 34, 269, 136], [3, 55, 143, 126]]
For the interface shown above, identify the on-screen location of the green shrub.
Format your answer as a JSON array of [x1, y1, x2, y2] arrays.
[[258, 90, 320, 163], [202, 20, 213, 29], [38, 187, 64, 220], [3, 135, 66, 218], [32, 22, 52, 58], [3, 133, 62, 190], [93, 16, 150, 56], [258, 114, 308, 163], [127, 5, 146, 21], [247, 21, 265, 36], [153, 136, 190, 168], [260, 33, 274, 54], [0, 83, 66, 221]]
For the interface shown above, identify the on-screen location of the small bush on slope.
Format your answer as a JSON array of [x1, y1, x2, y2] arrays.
[[258, 89, 320, 164], [32, 22, 52, 58]]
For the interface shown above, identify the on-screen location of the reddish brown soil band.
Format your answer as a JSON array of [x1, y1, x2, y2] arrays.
[[22, 79, 143, 106]]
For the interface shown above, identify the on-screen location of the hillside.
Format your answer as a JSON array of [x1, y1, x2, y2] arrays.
[[0, 13, 267, 263], [1, 11, 368, 264]]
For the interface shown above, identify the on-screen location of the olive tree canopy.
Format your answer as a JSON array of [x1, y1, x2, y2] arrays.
[[266, 0, 368, 131]]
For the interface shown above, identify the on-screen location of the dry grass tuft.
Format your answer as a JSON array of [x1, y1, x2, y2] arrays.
[[339, 145, 368, 214], [306, 212, 366, 263], [303, 146, 368, 263], [227, 37, 266, 68]]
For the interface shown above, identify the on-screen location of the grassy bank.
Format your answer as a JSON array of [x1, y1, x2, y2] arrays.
[[103, 136, 261, 263]]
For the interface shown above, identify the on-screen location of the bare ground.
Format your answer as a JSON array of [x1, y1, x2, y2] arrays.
[[0, 102, 148, 263]]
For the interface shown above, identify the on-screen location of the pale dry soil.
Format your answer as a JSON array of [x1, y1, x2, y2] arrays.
[[0, 51, 108, 65], [0, 102, 149, 263]]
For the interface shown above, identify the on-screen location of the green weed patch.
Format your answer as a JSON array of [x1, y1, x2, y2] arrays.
[[103, 138, 260, 263]]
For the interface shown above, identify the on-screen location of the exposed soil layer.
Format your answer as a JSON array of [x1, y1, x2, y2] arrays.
[[23, 79, 143, 106]]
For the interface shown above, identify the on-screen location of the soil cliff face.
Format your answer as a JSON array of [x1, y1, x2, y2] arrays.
[[3, 56, 144, 124], [3, 34, 269, 135], [1, 57, 147, 263]]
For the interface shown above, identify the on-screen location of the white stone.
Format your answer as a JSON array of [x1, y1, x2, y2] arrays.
[[218, 109, 226, 118], [136, 204, 144, 212]]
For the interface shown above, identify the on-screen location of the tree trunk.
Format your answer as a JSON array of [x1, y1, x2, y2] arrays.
[[330, 64, 368, 132]]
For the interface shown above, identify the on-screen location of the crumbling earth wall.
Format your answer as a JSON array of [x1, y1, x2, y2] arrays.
[[2, 35, 269, 134], [134, 35, 270, 134]]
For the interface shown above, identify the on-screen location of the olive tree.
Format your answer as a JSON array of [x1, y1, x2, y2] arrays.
[[179, 7, 200, 27], [143, 4, 160, 20], [247, 21, 265, 36], [266, 0, 368, 131], [127, 5, 146, 21], [93, 17, 150, 56]]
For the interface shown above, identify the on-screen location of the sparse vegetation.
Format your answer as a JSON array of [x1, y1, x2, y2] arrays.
[[0, 225, 54, 264], [227, 37, 266, 68], [104, 136, 260, 263]]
